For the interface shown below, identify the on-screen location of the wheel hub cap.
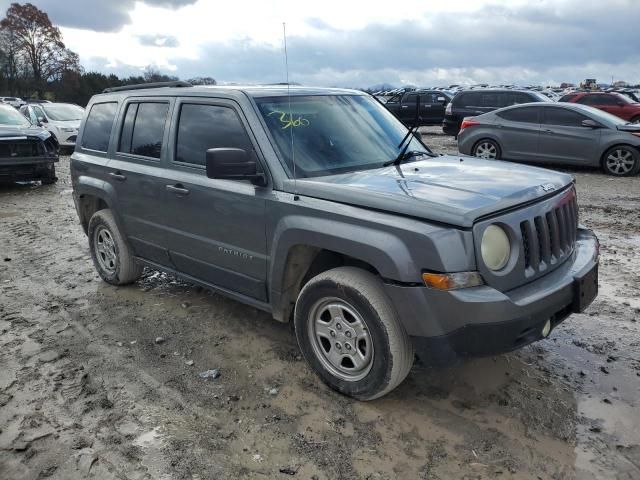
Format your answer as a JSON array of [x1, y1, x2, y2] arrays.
[[95, 227, 117, 274], [475, 142, 497, 159], [606, 149, 634, 175], [308, 298, 374, 382]]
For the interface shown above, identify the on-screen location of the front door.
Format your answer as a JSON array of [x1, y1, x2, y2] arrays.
[[538, 107, 601, 164], [160, 99, 269, 301]]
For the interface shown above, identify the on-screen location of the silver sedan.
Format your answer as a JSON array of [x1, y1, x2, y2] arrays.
[[457, 102, 640, 176]]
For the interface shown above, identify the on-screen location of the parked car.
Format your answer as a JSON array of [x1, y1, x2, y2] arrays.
[[443, 89, 551, 136], [559, 92, 640, 124], [0, 96, 26, 108], [20, 102, 84, 150], [0, 104, 58, 184], [457, 102, 640, 176], [384, 90, 452, 126], [71, 83, 598, 400]]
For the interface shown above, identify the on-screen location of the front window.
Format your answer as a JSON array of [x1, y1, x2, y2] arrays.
[[42, 104, 84, 121], [0, 105, 31, 127], [255, 95, 428, 178]]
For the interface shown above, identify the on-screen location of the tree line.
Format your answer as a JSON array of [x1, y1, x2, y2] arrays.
[[0, 3, 215, 106]]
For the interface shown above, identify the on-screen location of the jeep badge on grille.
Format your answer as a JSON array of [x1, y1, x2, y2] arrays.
[[541, 183, 556, 192]]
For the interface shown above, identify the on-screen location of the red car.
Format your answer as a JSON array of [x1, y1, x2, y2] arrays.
[[559, 92, 640, 123]]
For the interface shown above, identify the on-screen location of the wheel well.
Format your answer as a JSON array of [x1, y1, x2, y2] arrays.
[[77, 194, 109, 234], [277, 246, 380, 322]]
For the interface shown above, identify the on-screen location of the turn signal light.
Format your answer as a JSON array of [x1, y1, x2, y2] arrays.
[[421, 272, 484, 290]]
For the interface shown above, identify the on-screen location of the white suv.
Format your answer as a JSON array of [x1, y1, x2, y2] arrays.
[[21, 103, 84, 150], [1, 97, 26, 108]]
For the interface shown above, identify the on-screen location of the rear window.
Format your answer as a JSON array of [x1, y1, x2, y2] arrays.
[[496, 106, 541, 123], [118, 102, 169, 159], [559, 94, 578, 102], [81, 102, 118, 152]]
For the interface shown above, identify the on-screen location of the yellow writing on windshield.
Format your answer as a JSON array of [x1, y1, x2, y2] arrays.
[[268, 110, 310, 129]]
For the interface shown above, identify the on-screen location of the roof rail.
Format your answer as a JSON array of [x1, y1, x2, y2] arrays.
[[102, 81, 192, 94]]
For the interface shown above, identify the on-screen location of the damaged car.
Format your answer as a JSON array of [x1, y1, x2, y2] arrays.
[[0, 103, 59, 185]]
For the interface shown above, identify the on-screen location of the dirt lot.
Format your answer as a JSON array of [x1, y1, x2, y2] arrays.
[[1, 130, 639, 479]]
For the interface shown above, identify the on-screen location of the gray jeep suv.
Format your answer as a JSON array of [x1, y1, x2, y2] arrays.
[[70, 83, 599, 400]]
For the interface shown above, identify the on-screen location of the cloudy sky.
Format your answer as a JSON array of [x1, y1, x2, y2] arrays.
[[1, 0, 638, 87]]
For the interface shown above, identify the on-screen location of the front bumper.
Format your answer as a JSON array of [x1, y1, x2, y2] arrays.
[[384, 228, 599, 365], [0, 159, 56, 182]]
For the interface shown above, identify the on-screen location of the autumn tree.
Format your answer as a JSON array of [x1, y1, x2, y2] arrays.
[[0, 2, 79, 94]]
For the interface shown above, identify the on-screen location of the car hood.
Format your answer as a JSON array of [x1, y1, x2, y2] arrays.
[[0, 125, 51, 141], [49, 119, 81, 128], [288, 155, 574, 228]]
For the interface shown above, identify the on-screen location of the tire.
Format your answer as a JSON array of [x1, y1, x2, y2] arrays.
[[472, 138, 501, 159], [294, 267, 414, 400], [601, 145, 640, 176], [88, 209, 142, 285], [41, 165, 57, 185]]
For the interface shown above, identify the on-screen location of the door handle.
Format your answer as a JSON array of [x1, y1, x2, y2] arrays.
[[109, 171, 126, 181], [543, 129, 554, 134], [401, 105, 409, 109], [166, 184, 190, 196]]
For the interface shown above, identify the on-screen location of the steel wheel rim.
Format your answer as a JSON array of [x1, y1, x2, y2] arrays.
[[475, 142, 497, 159], [606, 149, 635, 175], [94, 226, 117, 274], [307, 297, 374, 382]]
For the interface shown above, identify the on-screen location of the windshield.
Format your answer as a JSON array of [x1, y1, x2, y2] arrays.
[[0, 105, 31, 127], [42, 104, 84, 121], [256, 95, 428, 178]]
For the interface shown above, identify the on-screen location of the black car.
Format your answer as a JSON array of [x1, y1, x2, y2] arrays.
[[384, 90, 452, 126], [443, 89, 550, 136], [0, 105, 58, 184]]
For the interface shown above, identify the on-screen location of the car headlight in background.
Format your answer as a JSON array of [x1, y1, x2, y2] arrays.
[[61, 127, 77, 132], [481, 224, 511, 271]]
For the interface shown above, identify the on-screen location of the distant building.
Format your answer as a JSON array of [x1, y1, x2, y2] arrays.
[[560, 82, 576, 89], [612, 80, 629, 88]]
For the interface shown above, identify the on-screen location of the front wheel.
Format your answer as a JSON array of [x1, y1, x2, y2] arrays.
[[88, 209, 143, 285], [472, 139, 501, 159], [602, 146, 640, 176], [41, 165, 57, 185], [294, 267, 414, 400]]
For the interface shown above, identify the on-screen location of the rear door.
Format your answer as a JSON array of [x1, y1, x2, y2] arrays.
[[106, 98, 174, 266], [494, 106, 543, 160], [578, 94, 626, 119], [538, 106, 601, 164], [159, 98, 269, 301], [399, 93, 420, 124]]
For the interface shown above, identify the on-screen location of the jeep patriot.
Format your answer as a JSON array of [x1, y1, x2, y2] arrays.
[[71, 83, 599, 400]]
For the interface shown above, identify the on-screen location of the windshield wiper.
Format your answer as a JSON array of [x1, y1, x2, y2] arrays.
[[382, 94, 436, 167], [383, 150, 431, 167]]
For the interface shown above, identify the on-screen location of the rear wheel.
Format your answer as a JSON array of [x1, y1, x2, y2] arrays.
[[294, 267, 414, 400], [602, 145, 640, 176], [472, 139, 501, 159], [88, 209, 142, 285]]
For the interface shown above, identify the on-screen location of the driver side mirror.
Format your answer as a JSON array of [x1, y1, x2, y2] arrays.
[[37, 116, 47, 125], [205, 148, 266, 185], [581, 119, 602, 129]]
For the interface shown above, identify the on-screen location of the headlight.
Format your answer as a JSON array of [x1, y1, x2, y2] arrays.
[[481, 225, 510, 271], [61, 127, 77, 132]]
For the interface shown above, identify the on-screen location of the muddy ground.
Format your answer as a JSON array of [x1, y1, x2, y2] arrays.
[[1, 129, 639, 479]]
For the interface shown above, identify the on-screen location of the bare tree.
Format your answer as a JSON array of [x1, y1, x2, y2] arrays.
[[0, 2, 79, 94]]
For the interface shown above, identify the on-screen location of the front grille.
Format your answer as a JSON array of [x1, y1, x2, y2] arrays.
[[0, 139, 44, 158], [520, 194, 578, 274]]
